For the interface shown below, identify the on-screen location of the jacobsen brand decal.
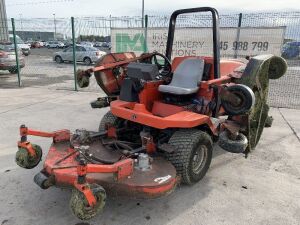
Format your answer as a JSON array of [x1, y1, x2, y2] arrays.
[[154, 175, 172, 184]]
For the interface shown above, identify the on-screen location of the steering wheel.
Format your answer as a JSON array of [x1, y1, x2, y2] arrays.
[[150, 52, 172, 77]]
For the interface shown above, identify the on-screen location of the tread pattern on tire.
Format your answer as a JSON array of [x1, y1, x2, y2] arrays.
[[99, 111, 117, 131], [165, 129, 213, 185]]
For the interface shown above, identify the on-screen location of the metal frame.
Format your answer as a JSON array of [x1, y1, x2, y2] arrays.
[[165, 7, 220, 79]]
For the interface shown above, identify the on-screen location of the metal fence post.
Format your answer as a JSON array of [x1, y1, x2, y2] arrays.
[[142, 0, 145, 28], [234, 13, 243, 58], [143, 15, 148, 52], [11, 18, 21, 87], [71, 17, 78, 91]]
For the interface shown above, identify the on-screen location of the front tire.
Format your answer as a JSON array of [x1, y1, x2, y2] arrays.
[[165, 129, 213, 185], [99, 111, 118, 131], [15, 144, 42, 169], [70, 184, 106, 220], [218, 130, 248, 153]]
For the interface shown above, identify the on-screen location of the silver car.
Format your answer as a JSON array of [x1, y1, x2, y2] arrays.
[[53, 45, 106, 65], [0, 43, 25, 74], [47, 41, 65, 49]]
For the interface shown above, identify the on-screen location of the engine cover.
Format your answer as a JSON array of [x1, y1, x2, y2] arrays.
[[127, 62, 159, 81]]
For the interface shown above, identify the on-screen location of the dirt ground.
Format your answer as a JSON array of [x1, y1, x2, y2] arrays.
[[0, 87, 299, 225]]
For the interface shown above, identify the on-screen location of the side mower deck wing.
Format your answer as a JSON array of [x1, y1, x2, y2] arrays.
[[236, 54, 287, 151]]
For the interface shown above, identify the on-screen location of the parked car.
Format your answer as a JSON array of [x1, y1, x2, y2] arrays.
[[53, 45, 106, 65], [101, 42, 111, 50], [80, 42, 94, 48], [31, 41, 42, 48], [46, 41, 65, 49], [0, 42, 25, 74], [94, 42, 104, 48], [101, 42, 109, 48], [38, 41, 44, 47], [9, 34, 30, 56], [25, 41, 32, 48], [281, 41, 300, 59], [63, 41, 73, 48]]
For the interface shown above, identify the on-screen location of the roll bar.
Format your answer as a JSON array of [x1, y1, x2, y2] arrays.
[[165, 7, 220, 79]]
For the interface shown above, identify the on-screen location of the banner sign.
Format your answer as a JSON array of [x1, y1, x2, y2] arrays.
[[111, 27, 286, 58]]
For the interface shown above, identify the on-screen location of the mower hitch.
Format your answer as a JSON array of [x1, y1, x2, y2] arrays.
[[19, 125, 70, 143]]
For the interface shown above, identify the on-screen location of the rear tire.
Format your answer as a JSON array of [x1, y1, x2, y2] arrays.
[[99, 111, 118, 131], [55, 56, 63, 64], [165, 129, 213, 185], [84, 57, 92, 66], [8, 68, 18, 74]]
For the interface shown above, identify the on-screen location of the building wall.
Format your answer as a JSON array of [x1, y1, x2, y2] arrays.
[[0, 0, 9, 41], [9, 31, 55, 41]]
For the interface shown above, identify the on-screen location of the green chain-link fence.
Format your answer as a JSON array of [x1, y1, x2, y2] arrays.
[[0, 12, 299, 108], [0, 17, 20, 87]]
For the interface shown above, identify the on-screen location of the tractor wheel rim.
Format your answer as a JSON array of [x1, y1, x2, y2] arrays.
[[192, 145, 207, 174]]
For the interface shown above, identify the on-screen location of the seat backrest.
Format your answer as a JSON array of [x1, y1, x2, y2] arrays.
[[170, 58, 205, 88]]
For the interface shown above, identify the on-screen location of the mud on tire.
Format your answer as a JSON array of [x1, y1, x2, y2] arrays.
[[70, 184, 106, 220], [15, 144, 42, 169], [165, 129, 213, 185]]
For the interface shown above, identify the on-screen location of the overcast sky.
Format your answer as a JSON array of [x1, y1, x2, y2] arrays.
[[5, 0, 300, 18]]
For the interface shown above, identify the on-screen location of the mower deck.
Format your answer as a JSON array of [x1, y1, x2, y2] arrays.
[[43, 140, 177, 198]]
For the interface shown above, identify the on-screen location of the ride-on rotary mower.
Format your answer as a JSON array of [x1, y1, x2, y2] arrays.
[[15, 7, 287, 220]]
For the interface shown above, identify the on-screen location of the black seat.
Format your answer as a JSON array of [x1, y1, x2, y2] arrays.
[[158, 58, 205, 95]]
